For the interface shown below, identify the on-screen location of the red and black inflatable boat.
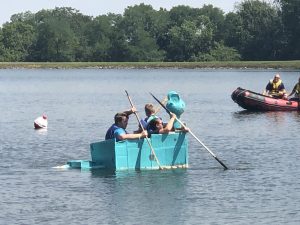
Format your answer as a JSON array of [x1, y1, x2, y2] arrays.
[[231, 87, 299, 111]]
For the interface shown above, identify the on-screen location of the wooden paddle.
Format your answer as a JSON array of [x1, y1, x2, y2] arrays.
[[150, 92, 228, 170], [125, 90, 163, 170]]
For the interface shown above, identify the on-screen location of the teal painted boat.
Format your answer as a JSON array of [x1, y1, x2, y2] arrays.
[[67, 132, 188, 170]]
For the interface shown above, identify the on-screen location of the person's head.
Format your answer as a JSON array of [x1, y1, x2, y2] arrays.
[[273, 74, 280, 83], [147, 118, 163, 132], [153, 118, 163, 130], [144, 103, 155, 117], [114, 112, 129, 129]]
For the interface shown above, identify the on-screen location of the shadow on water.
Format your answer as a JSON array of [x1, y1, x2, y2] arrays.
[[233, 109, 300, 116], [232, 109, 300, 123], [190, 164, 254, 172], [90, 167, 189, 179], [233, 109, 266, 115], [62, 166, 191, 181]]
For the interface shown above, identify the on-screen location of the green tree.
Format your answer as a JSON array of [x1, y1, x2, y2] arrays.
[[84, 14, 116, 61], [277, 0, 300, 59], [166, 16, 213, 61], [0, 21, 36, 61], [0, 29, 5, 61], [117, 4, 165, 61], [223, 12, 243, 49], [169, 5, 199, 27], [197, 4, 225, 42], [30, 8, 81, 61], [208, 43, 241, 61], [235, 0, 283, 60]]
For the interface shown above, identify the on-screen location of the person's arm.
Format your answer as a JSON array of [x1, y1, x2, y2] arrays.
[[117, 130, 148, 141], [265, 83, 271, 94], [159, 113, 176, 134], [123, 107, 137, 116], [288, 84, 297, 97]]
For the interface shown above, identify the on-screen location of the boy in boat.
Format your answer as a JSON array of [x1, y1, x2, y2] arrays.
[[287, 76, 300, 101], [105, 107, 148, 141], [147, 112, 189, 134], [147, 112, 177, 134], [264, 73, 287, 99], [134, 103, 162, 133]]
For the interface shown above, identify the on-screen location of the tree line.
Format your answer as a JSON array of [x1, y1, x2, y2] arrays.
[[0, 0, 298, 62]]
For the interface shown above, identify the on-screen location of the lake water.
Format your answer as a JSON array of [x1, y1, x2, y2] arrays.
[[0, 68, 300, 224]]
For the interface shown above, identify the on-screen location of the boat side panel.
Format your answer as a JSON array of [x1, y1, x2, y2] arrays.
[[116, 139, 154, 170], [90, 133, 188, 170], [151, 133, 188, 166], [90, 139, 116, 169]]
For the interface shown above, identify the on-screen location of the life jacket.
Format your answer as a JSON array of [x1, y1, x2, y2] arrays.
[[146, 119, 158, 133], [105, 124, 126, 140], [140, 115, 156, 129], [146, 115, 164, 133], [269, 79, 282, 94]]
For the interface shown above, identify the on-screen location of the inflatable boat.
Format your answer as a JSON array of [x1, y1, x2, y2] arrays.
[[231, 87, 299, 111]]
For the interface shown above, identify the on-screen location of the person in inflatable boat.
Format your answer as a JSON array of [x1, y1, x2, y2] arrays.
[[287, 76, 300, 100], [264, 74, 287, 99], [105, 107, 148, 141]]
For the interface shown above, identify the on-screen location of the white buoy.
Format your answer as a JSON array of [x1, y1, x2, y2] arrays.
[[34, 114, 48, 129]]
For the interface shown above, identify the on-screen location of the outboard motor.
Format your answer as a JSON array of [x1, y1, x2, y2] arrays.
[[166, 91, 185, 129]]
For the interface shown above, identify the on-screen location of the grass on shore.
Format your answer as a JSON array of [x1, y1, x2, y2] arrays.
[[0, 61, 300, 69]]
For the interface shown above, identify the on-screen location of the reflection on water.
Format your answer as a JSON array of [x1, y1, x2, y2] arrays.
[[34, 128, 48, 135]]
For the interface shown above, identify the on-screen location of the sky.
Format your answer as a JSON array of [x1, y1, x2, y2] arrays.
[[0, 0, 242, 25]]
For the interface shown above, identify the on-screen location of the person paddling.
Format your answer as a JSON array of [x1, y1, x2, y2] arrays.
[[105, 107, 147, 141]]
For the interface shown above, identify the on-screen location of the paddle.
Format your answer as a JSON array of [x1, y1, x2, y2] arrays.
[[150, 92, 228, 170], [125, 90, 163, 170], [154, 96, 168, 114]]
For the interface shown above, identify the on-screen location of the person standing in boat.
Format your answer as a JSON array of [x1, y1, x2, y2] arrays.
[[105, 107, 148, 141], [287, 77, 300, 100], [264, 73, 287, 99]]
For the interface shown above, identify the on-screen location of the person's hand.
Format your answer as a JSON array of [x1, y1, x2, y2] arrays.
[[131, 106, 137, 113], [140, 130, 148, 138], [170, 112, 177, 119], [182, 127, 190, 132]]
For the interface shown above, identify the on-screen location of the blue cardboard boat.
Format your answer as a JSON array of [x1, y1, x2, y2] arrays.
[[67, 132, 188, 170]]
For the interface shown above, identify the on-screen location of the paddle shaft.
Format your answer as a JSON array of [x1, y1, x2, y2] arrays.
[[150, 92, 228, 170], [125, 91, 162, 169]]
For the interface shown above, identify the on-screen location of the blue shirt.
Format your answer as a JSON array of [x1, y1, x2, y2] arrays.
[[105, 124, 127, 141]]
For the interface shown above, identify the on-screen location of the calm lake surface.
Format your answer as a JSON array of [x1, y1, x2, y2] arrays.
[[1, 68, 300, 224]]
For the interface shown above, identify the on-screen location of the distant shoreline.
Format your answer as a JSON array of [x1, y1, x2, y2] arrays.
[[0, 61, 300, 70]]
